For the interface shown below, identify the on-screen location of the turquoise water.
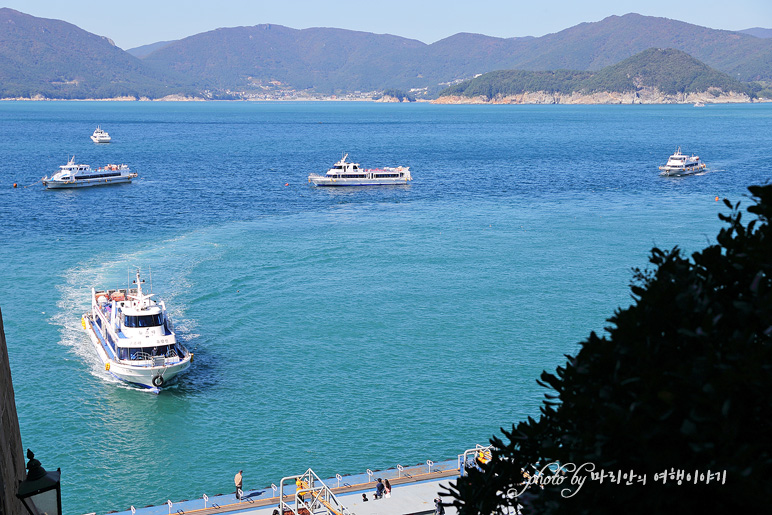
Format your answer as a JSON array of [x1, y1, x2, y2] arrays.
[[1, 102, 770, 515]]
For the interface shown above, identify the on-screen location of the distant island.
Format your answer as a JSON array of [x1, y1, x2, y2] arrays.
[[434, 48, 771, 104], [1, 8, 771, 102]]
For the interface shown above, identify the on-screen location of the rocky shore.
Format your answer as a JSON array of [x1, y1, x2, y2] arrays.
[[433, 87, 757, 105]]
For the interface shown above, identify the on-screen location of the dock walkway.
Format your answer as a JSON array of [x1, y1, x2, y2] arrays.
[[105, 459, 469, 515]]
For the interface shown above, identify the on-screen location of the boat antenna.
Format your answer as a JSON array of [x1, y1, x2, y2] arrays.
[[149, 266, 153, 294]]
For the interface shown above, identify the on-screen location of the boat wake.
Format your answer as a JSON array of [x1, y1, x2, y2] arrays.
[[53, 232, 221, 391]]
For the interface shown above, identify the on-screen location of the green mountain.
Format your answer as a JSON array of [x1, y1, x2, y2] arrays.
[[0, 8, 190, 99], [2, 9, 771, 99], [499, 14, 772, 81], [139, 13, 772, 95], [141, 24, 425, 94], [440, 48, 753, 100], [126, 40, 177, 59], [740, 28, 772, 39]]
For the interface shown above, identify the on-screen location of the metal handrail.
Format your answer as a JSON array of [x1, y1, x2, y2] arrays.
[[459, 444, 494, 477], [279, 469, 350, 515]]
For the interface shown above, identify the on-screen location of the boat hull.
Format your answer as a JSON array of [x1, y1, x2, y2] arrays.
[[44, 174, 136, 189], [83, 314, 191, 392], [658, 164, 707, 176], [309, 177, 411, 187], [91, 137, 111, 143]]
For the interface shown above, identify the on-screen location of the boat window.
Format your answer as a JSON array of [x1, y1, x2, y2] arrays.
[[125, 345, 175, 360], [147, 345, 176, 357], [124, 313, 164, 328]]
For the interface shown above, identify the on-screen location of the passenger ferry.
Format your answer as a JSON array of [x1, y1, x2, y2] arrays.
[[658, 147, 707, 176], [91, 126, 111, 143], [42, 156, 137, 189], [81, 270, 192, 392], [308, 154, 411, 186]]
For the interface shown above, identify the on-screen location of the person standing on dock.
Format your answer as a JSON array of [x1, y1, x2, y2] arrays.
[[235, 470, 243, 500]]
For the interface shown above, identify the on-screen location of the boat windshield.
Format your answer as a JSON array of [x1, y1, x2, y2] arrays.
[[123, 313, 164, 328]]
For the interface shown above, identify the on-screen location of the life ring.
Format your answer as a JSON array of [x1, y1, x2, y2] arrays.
[[152, 375, 164, 387], [105, 362, 110, 371]]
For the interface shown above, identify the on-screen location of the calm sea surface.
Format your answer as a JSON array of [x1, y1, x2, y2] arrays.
[[1, 101, 770, 514]]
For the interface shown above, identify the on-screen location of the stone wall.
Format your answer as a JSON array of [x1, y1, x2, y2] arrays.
[[0, 308, 25, 515]]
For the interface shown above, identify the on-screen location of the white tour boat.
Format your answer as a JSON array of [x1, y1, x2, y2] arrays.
[[81, 270, 192, 392], [308, 154, 412, 186], [658, 147, 707, 176], [42, 156, 137, 189], [91, 126, 111, 143]]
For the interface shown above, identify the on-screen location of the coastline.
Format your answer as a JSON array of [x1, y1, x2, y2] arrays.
[[1, 87, 767, 104], [432, 89, 765, 105], [2, 94, 766, 104]]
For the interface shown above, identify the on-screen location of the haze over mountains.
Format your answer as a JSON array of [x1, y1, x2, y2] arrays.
[[1, 7, 770, 100]]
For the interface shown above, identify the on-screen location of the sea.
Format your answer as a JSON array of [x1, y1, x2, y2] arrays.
[[0, 101, 770, 515]]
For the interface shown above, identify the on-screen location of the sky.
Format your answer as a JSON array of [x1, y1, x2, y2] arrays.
[[3, 0, 772, 50]]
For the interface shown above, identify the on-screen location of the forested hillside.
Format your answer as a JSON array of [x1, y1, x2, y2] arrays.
[[2, 8, 771, 99], [0, 8, 191, 99], [440, 49, 755, 100]]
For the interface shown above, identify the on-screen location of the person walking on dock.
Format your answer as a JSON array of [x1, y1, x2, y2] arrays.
[[235, 470, 243, 500]]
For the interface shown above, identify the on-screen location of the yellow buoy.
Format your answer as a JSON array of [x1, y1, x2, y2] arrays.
[[715, 196, 719, 201]]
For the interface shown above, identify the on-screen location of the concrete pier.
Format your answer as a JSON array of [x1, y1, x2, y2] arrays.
[[106, 460, 463, 515]]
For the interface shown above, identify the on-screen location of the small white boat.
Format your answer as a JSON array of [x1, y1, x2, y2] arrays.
[[82, 269, 192, 392], [42, 156, 137, 189], [308, 154, 412, 186], [694, 102, 705, 107], [658, 147, 707, 176], [91, 126, 111, 143]]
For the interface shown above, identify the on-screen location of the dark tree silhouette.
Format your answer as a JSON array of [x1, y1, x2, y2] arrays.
[[446, 184, 772, 514]]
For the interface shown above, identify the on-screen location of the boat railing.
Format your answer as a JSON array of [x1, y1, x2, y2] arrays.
[[122, 350, 183, 366]]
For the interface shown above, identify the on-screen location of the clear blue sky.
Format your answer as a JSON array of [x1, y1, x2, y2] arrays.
[[4, 0, 772, 50]]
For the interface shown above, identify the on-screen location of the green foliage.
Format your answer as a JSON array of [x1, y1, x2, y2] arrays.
[[0, 8, 193, 99], [440, 48, 753, 99], [446, 184, 772, 513], [584, 48, 752, 95], [377, 89, 415, 102], [443, 70, 593, 99]]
